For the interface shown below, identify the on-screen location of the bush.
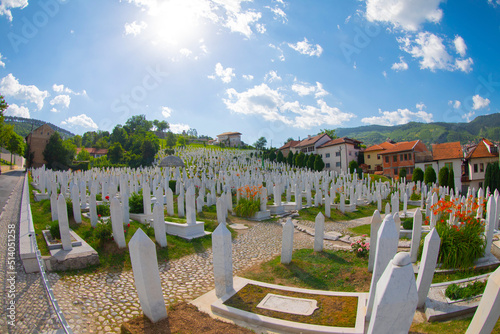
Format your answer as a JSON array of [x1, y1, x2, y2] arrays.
[[412, 167, 424, 183], [168, 180, 176, 193], [129, 191, 144, 214], [49, 220, 61, 240], [424, 166, 437, 185], [445, 280, 486, 301], [94, 221, 112, 243], [234, 198, 260, 217], [402, 218, 413, 230], [410, 193, 421, 201], [96, 193, 102, 201], [96, 204, 110, 217], [398, 168, 407, 182], [66, 198, 74, 219], [438, 166, 449, 186], [350, 236, 369, 257]]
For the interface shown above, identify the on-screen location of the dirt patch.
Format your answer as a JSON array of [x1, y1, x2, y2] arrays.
[[121, 302, 254, 334]]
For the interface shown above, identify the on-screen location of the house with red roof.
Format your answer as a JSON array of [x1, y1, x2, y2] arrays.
[[216, 132, 242, 147], [363, 140, 396, 173], [278, 140, 300, 158], [379, 140, 429, 179], [291, 133, 331, 155], [76, 147, 108, 159], [317, 137, 363, 173], [461, 138, 499, 192]]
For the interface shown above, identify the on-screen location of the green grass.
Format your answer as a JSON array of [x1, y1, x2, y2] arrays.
[[410, 317, 500, 333], [297, 202, 383, 223], [349, 224, 371, 237], [242, 249, 371, 292], [431, 264, 499, 284]]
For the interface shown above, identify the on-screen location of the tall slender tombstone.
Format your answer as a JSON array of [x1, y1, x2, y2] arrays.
[[393, 212, 401, 234], [143, 184, 152, 216], [89, 192, 98, 227], [57, 194, 72, 251], [485, 197, 497, 256], [212, 222, 234, 298], [111, 198, 126, 248], [385, 202, 391, 217], [339, 193, 345, 213], [403, 193, 408, 216], [368, 210, 382, 272], [166, 188, 174, 216], [281, 218, 294, 264], [122, 189, 130, 225], [314, 212, 325, 252], [494, 190, 500, 230], [186, 186, 197, 225], [465, 266, 500, 334], [366, 253, 418, 334], [177, 186, 185, 217], [71, 184, 82, 223], [377, 193, 382, 212], [410, 208, 423, 263], [153, 202, 167, 247], [324, 194, 331, 218], [260, 187, 267, 212], [128, 228, 167, 323], [50, 192, 58, 221], [366, 214, 399, 319], [216, 197, 226, 225], [416, 228, 440, 308]]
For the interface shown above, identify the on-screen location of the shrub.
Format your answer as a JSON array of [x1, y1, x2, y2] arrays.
[[94, 221, 112, 243], [66, 198, 74, 219], [412, 167, 424, 183], [445, 280, 486, 301], [168, 180, 176, 193], [96, 204, 110, 217], [234, 185, 261, 218], [350, 236, 369, 257], [424, 166, 437, 185], [438, 166, 449, 186], [398, 168, 407, 182], [410, 193, 421, 201], [96, 193, 102, 201], [129, 191, 144, 214], [402, 218, 413, 230], [49, 220, 61, 240]]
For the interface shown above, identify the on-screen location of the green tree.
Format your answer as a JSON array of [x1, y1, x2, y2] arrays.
[[166, 132, 176, 148], [43, 132, 73, 169], [110, 125, 128, 144], [412, 167, 424, 183], [349, 160, 358, 174], [285, 137, 295, 143], [176, 136, 186, 147], [157, 120, 169, 132], [308, 154, 316, 170], [398, 168, 407, 181], [318, 129, 337, 139], [76, 148, 91, 161], [438, 166, 449, 186], [124, 115, 152, 134], [485, 162, 500, 193], [71, 134, 82, 148], [424, 165, 437, 185], [141, 134, 159, 165], [287, 151, 294, 166], [269, 150, 276, 162], [276, 150, 284, 163], [107, 142, 124, 164], [314, 154, 325, 171], [6, 131, 25, 165], [295, 152, 305, 167], [0, 96, 7, 142], [254, 137, 267, 150], [447, 167, 455, 192]]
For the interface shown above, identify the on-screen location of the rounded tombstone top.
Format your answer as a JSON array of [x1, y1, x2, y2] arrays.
[[393, 252, 411, 267], [159, 156, 185, 168]]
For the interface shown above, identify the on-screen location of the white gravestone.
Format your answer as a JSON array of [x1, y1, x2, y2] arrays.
[[416, 228, 440, 308], [314, 212, 325, 252], [111, 198, 126, 248], [89, 192, 98, 227], [212, 223, 234, 298], [410, 208, 423, 263], [57, 194, 72, 251], [153, 202, 167, 247], [281, 218, 294, 264], [368, 210, 382, 272]]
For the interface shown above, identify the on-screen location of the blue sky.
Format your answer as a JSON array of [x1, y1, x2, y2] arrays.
[[0, 0, 499, 147]]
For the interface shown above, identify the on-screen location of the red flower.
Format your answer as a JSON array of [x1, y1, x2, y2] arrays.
[[105, 195, 110, 200], [127, 223, 130, 227], [98, 214, 101, 217]]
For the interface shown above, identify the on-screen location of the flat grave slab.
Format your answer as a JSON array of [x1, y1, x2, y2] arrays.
[[257, 293, 318, 316]]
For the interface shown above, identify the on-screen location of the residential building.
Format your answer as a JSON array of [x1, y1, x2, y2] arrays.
[[25, 123, 56, 168], [462, 138, 499, 192], [216, 132, 242, 147], [278, 140, 300, 158], [414, 141, 464, 191], [291, 134, 331, 155], [76, 148, 108, 159], [379, 140, 429, 179], [317, 137, 363, 173], [363, 140, 396, 173]]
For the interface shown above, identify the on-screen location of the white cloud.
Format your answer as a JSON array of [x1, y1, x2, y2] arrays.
[[52, 84, 87, 96], [487, 0, 500, 6], [50, 108, 59, 113], [0, 0, 28, 21], [242, 74, 254, 80], [265, 70, 281, 83], [398, 32, 473, 73], [472, 95, 490, 110], [288, 38, 323, 57], [361, 108, 434, 126], [462, 110, 475, 122], [266, 5, 287, 23], [161, 106, 172, 118], [255, 23, 266, 34], [5, 103, 30, 118], [0, 73, 48, 110], [223, 83, 354, 129], [210, 62, 235, 83], [50, 95, 71, 108], [170, 123, 190, 134], [124, 21, 147, 36], [61, 114, 98, 130], [225, 10, 262, 38], [179, 48, 192, 57], [0, 53, 5, 68], [391, 57, 408, 71], [365, 0, 444, 31], [269, 43, 285, 61], [291, 81, 329, 98], [416, 102, 426, 110], [382, 71, 387, 77], [453, 35, 467, 57], [448, 100, 461, 109]]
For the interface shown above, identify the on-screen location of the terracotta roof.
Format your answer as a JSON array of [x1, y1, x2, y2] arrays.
[[466, 139, 499, 159], [218, 132, 242, 136], [279, 140, 300, 150], [294, 134, 330, 148], [76, 148, 108, 155], [364, 141, 396, 152], [318, 137, 362, 148], [432, 142, 463, 160], [379, 140, 421, 155]]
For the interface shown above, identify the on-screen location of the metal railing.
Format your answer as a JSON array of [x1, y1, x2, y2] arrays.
[[23, 176, 73, 334]]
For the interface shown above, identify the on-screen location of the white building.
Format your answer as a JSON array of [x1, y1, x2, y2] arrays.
[[317, 137, 363, 173], [291, 133, 331, 155], [216, 132, 242, 147], [462, 138, 499, 192]]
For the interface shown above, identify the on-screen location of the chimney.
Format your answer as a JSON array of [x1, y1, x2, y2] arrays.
[[308, 135, 311, 139]]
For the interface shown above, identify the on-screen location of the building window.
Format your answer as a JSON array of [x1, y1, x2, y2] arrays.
[[377, 154, 380, 160], [335, 152, 341, 157], [394, 167, 398, 175], [445, 162, 452, 170], [349, 152, 352, 156], [325, 163, 330, 168], [367, 154, 371, 159], [336, 162, 341, 167], [393, 155, 397, 162], [385, 156, 389, 163], [355, 152, 358, 156], [326, 153, 330, 158], [480, 163, 484, 172], [404, 154, 408, 161], [400, 154, 404, 161], [474, 164, 478, 173], [368, 165, 371, 169]]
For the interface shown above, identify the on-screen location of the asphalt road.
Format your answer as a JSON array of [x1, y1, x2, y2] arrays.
[[0, 170, 24, 212]]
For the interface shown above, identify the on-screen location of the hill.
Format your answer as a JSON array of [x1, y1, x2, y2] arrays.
[[4, 116, 75, 140], [335, 113, 500, 147]]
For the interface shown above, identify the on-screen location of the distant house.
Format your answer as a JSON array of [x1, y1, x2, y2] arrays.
[[317, 137, 363, 173], [461, 138, 499, 192], [25, 123, 56, 168], [363, 140, 396, 173], [379, 140, 429, 179], [414, 141, 464, 191], [278, 140, 300, 158], [216, 132, 242, 147], [76, 147, 108, 159], [291, 134, 331, 155]]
